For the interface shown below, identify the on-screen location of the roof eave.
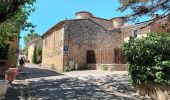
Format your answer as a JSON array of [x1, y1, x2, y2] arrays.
[[42, 20, 66, 38]]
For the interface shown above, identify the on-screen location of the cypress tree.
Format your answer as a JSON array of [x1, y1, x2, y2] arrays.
[[32, 47, 37, 64]]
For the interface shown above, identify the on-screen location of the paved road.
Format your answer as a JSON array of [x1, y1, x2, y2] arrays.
[[6, 63, 150, 100]]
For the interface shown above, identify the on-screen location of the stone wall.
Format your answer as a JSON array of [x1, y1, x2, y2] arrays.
[[97, 64, 127, 71], [151, 18, 170, 33], [122, 17, 170, 42], [122, 24, 150, 42], [63, 19, 123, 70], [27, 44, 34, 63], [27, 39, 42, 63], [42, 25, 64, 72], [86, 64, 127, 71]]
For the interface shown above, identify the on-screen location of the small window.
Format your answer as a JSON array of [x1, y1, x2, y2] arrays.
[[133, 30, 140, 37]]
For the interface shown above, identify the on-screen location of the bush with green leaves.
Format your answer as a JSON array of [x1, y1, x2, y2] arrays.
[[101, 65, 108, 71], [0, 0, 36, 47], [32, 48, 42, 64], [32, 47, 37, 64], [37, 48, 42, 63], [123, 33, 170, 85]]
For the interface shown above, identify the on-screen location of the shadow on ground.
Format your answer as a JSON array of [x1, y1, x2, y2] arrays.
[[5, 86, 21, 100], [27, 74, 148, 100], [21, 67, 63, 79], [5, 73, 150, 100], [5, 66, 63, 100]]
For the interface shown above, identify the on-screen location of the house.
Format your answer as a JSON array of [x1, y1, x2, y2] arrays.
[[122, 15, 170, 42], [27, 38, 42, 63], [41, 11, 127, 72], [0, 37, 19, 76]]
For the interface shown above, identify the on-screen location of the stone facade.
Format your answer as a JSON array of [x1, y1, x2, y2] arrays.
[[63, 19, 122, 70], [42, 24, 64, 72], [151, 17, 170, 33], [27, 38, 43, 63], [42, 12, 125, 72], [122, 16, 170, 42], [42, 11, 169, 72]]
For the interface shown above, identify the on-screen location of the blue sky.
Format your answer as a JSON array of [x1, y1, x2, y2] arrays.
[[20, 0, 150, 48]]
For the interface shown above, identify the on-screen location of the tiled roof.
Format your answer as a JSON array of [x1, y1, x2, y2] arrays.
[[122, 15, 169, 30], [42, 17, 115, 38], [89, 17, 114, 30], [42, 20, 65, 38]]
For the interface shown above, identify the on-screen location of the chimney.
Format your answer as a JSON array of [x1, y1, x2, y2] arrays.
[[75, 11, 94, 19], [111, 17, 125, 28], [152, 14, 159, 19]]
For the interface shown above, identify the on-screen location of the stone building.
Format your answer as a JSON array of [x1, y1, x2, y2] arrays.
[[42, 11, 169, 72], [42, 11, 127, 72], [27, 38, 43, 63], [0, 37, 19, 76], [122, 15, 170, 42]]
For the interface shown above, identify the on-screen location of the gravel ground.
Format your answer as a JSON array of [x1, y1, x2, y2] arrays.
[[4, 63, 150, 100]]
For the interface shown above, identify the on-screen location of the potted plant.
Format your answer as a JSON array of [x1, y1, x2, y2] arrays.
[[8, 68, 18, 76], [8, 48, 18, 68], [123, 33, 170, 99], [5, 48, 18, 84], [5, 70, 17, 84], [0, 80, 8, 99]]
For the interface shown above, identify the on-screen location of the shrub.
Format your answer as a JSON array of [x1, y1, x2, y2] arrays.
[[32, 48, 42, 64], [123, 33, 170, 85], [37, 48, 42, 56], [32, 47, 37, 64], [101, 65, 108, 71], [37, 48, 42, 63], [25, 48, 28, 57], [8, 48, 17, 67]]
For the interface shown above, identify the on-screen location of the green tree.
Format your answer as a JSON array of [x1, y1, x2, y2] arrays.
[[32, 47, 37, 64], [0, 0, 36, 47], [0, 0, 36, 23], [24, 33, 41, 46], [37, 48, 42, 63], [123, 33, 170, 85], [118, 0, 170, 21]]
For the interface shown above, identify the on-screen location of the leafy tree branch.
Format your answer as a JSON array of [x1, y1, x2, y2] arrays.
[[118, 0, 170, 21], [0, 0, 36, 47]]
